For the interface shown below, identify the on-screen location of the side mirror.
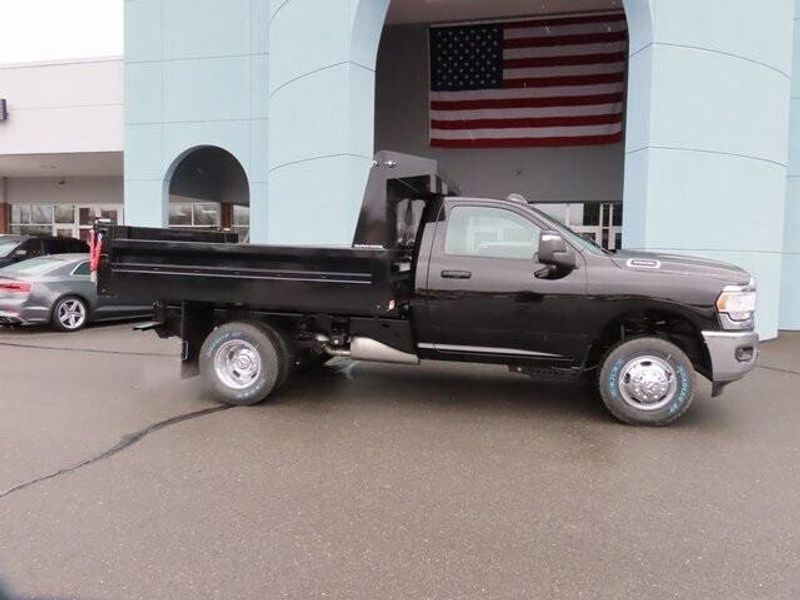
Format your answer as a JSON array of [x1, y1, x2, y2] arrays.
[[13, 249, 28, 258], [537, 231, 576, 274]]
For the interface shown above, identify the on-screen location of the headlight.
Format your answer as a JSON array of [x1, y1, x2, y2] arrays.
[[716, 278, 756, 329]]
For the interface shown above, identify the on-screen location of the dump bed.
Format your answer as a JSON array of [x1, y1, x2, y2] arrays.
[[96, 225, 407, 317]]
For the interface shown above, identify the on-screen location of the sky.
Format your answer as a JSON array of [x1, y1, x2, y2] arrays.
[[0, 0, 123, 64]]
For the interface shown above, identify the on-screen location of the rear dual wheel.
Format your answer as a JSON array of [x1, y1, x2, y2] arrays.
[[199, 321, 294, 406], [598, 336, 696, 426]]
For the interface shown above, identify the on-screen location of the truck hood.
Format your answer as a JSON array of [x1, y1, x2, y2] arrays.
[[610, 250, 751, 285]]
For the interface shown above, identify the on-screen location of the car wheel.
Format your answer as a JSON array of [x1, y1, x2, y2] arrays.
[[199, 321, 286, 406], [52, 296, 89, 332], [598, 336, 696, 426]]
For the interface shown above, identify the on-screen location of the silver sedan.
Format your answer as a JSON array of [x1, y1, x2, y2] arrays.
[[0, 254, 152, 332]]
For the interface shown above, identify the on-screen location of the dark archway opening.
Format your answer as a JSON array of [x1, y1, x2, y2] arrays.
[[168, 146, 251, 242], [375, 0, 627, 250]]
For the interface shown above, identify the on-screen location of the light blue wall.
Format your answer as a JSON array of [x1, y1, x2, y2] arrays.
[[621, 0, 795, 340], [125, 0, 797, 336], [780, 1, 800, 330], [124, 0, 270, 241], [267, 0, 390, 245]]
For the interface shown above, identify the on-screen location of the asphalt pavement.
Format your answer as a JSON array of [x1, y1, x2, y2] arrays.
[[0, 324, 798, 600]]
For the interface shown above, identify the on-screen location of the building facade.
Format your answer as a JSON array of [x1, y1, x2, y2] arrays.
[[0, 57, 124, 241], [1, 0, 797, 339]]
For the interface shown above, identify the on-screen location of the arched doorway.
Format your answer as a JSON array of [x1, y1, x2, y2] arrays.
[[166, 146, 251, 242], [375, 0, 630, 250]]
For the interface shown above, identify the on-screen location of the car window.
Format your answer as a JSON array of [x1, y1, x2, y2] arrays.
[[0, 239, 23, 258], [0, 256, 63, 275], [72, 262, 91, 276], [445, 206, 541, 260], [20, 238, 45, 258]]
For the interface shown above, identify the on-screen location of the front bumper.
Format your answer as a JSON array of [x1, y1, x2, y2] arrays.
[[702, 330, 759, 396]]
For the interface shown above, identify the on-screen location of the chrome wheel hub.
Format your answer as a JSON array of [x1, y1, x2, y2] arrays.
[[58, 299, 86, 330], [214, 340, 261, 390], [618, 355, 677, 411]]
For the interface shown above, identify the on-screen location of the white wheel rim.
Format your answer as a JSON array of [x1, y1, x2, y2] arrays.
[[58, 299, 86, 330], [214, 340, 262, 390], [617, 355, 678, 411]]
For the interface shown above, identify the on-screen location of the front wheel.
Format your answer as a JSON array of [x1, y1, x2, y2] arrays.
[[52, 296, 89, 332], [598, 337, 696, 426], [199, 322, 288, 406]]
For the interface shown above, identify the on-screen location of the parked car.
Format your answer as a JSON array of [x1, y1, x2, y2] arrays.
[[0, 254, 152, 332], [0, 235, 88, 269]]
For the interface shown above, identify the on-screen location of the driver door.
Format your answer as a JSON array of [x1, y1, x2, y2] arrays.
[[421, 200, 588, 365]]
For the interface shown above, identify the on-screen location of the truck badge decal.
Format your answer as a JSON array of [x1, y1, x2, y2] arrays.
[[626, 258, 661, 269]]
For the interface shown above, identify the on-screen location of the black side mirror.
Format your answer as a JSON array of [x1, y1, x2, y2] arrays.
[[536, 231, 575, 277]]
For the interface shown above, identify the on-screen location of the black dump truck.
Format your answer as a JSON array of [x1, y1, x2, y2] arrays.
[[93, 152, 759, 426]]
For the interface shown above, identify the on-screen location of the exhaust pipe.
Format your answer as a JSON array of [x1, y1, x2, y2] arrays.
[[316, 335, 419, 365]]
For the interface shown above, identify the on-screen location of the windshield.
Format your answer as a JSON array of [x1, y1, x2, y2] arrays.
[[0, 239, 23, 258], [527, 207, 608, 255], [0, 257, 63, 276]]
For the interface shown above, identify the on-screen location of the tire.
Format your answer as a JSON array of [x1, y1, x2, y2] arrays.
[[598, 336, 696, 426], [52, 296, 89, 332], [253, 321, 295, 389], [199, 321, 286, 406]]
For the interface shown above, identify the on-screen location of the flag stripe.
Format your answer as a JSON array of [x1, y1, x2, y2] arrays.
[[431, 133, 624, 148], [432, 93, 624, 111], [504, 72, 624, 89], [432, 122, 622, 139], [504, 21, 628, 39], [431, 113, 623, 130], [504, 51, 627, 69], [502, 13, 626, 30], [432, 82, 622, 100], [431, 103, 624, 121], [504, 62, 625, 79], [504, 41, 627, 60], [505, 30, 627, 49]]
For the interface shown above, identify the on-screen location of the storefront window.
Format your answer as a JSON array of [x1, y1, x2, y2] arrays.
[[169, 202, 221, 228], [55, 205, 75, 224], [9, 204, 123, 239]]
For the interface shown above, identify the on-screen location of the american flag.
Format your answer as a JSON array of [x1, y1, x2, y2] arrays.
[[429, 13, 627, 148]]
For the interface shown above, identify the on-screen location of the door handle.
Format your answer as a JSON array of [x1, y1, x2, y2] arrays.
[[441, 270, 472, 279]]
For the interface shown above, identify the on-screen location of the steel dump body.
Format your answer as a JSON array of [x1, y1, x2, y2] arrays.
[[98, 226, 406, 318]]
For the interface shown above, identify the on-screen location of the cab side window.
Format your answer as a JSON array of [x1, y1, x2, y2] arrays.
[[445, 206, 540, 260]]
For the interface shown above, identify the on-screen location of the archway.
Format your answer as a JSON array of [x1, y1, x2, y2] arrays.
[[374, 0, 633, 251], [166, 146, 251, 242]]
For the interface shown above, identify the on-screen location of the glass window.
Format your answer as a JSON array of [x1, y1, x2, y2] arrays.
[[11, 205, 31, 224], [0, 239, 23, 258], [232, 205, 250, 226], [100, 208, 119, 223], [55, 205, 75, 224], [169, 203, 193, 226], [193, 203, 220, 227], [445, 206, 540, 260], [73, 262, 91, 276], [30, 205, 54, 225], [21, 239, 45, 257]]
